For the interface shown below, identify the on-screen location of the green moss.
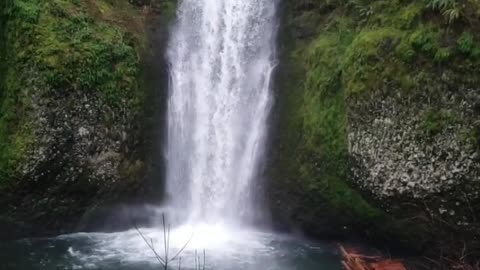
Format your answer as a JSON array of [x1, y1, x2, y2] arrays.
[[396, 40, 416, 62], [157, 0, 177, 18], [409, 26, 442, 56], [128, 0, 177, 18], [0, 0, 35, 186], [421, 108, 457, 136], [300, 34, 348, 156], [434, 47, 452, 62], [274, 17, 384, 227], [343, 29, 405, 95], [274, 0, 480, 244], [457, 32, 475, 54], [394, 2, 424, 29], [0, 0, 148, 187], [459, 128, 479, 149], [32, 0, 143, 105], [371, 1, 424, 29]]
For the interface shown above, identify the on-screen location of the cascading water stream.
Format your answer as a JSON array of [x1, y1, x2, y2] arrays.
[[0, 2, 344, 268], [166, 0, 278, 224]]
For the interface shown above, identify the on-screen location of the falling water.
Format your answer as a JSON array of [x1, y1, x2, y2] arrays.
[[166, 0, 278, 224], [0, 2, 344, 268]]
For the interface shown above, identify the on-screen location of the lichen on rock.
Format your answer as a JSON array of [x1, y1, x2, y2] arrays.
[[350, 88, 480, 199], [269, 0, 480, 260], [0, 0, 172, 237]]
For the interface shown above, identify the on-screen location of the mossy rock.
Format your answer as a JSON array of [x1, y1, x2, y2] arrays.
[[0, 0, 175, 236], [270, 0, 480, 258]]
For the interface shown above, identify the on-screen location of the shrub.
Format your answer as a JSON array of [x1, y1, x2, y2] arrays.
[[457, 32, 475, 54]]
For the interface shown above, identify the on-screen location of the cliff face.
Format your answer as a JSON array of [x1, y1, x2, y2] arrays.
[[270, 0, 480, 258], [0, 0, 174, 238], [1, 0, 478, 261]]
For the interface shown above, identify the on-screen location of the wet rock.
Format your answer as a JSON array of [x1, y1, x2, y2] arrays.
[[348, 86, 480, 255], [349, 89, 480, 200]]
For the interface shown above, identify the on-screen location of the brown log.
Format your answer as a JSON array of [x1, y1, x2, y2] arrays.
[[371, 260, 406, 270], [339, 244, 407, 270], [342, 261, 354, 270]]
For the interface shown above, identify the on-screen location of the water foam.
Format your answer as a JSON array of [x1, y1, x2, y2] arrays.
[[62, 225, 298, 269]]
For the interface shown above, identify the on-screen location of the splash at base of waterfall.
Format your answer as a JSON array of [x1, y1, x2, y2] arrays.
[[1, 225, 342, 270]]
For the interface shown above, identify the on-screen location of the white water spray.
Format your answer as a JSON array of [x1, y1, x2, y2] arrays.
[[166, 0, 278, 224], [35, 2, 341, 268]]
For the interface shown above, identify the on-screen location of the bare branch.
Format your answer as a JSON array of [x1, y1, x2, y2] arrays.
[[202, 249, 206, 270], [133, 223, 167, 267], [163, 214, 168, 269], [170, 230, 195, 262], [132, 213, 200, 270]]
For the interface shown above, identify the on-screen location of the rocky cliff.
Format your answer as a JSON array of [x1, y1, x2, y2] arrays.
[[0, 0, 174, 238], [269, 0, 480, 261], [1, 0, 479, 264]]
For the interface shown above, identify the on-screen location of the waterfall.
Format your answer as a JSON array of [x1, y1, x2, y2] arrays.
[[165, 0, 278, 224]]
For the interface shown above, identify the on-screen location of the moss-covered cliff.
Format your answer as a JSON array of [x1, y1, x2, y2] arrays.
[[1, 0, 479, 264], [0, 0, 174, 238], [270, 0, 480, 260]]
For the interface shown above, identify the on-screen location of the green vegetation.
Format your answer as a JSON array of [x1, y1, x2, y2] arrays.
[[274, 0, 480, 240], [421, 108, 457, 136], [427, 0, 463, 23], [425, 0, 480, 25], [128, 0, 177, 18], [0, 0, 34, 186], [295, 31, 383, 220], [0, 0, 147, 188]]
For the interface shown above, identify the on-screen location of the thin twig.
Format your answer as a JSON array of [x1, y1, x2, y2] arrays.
[[133, 214, 198, 270], [163, 214, 168, 270], [170, 231, 195, 262], [167, 224, 171, 263], [133, 223, 167, 266], [203, 249, 206, 270], [195, 250, 198, 270]]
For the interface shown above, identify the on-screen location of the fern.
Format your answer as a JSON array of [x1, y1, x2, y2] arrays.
[[346, 0, 374, 24], [427, 0, 463, 23], [427, 0, 456, 10]]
